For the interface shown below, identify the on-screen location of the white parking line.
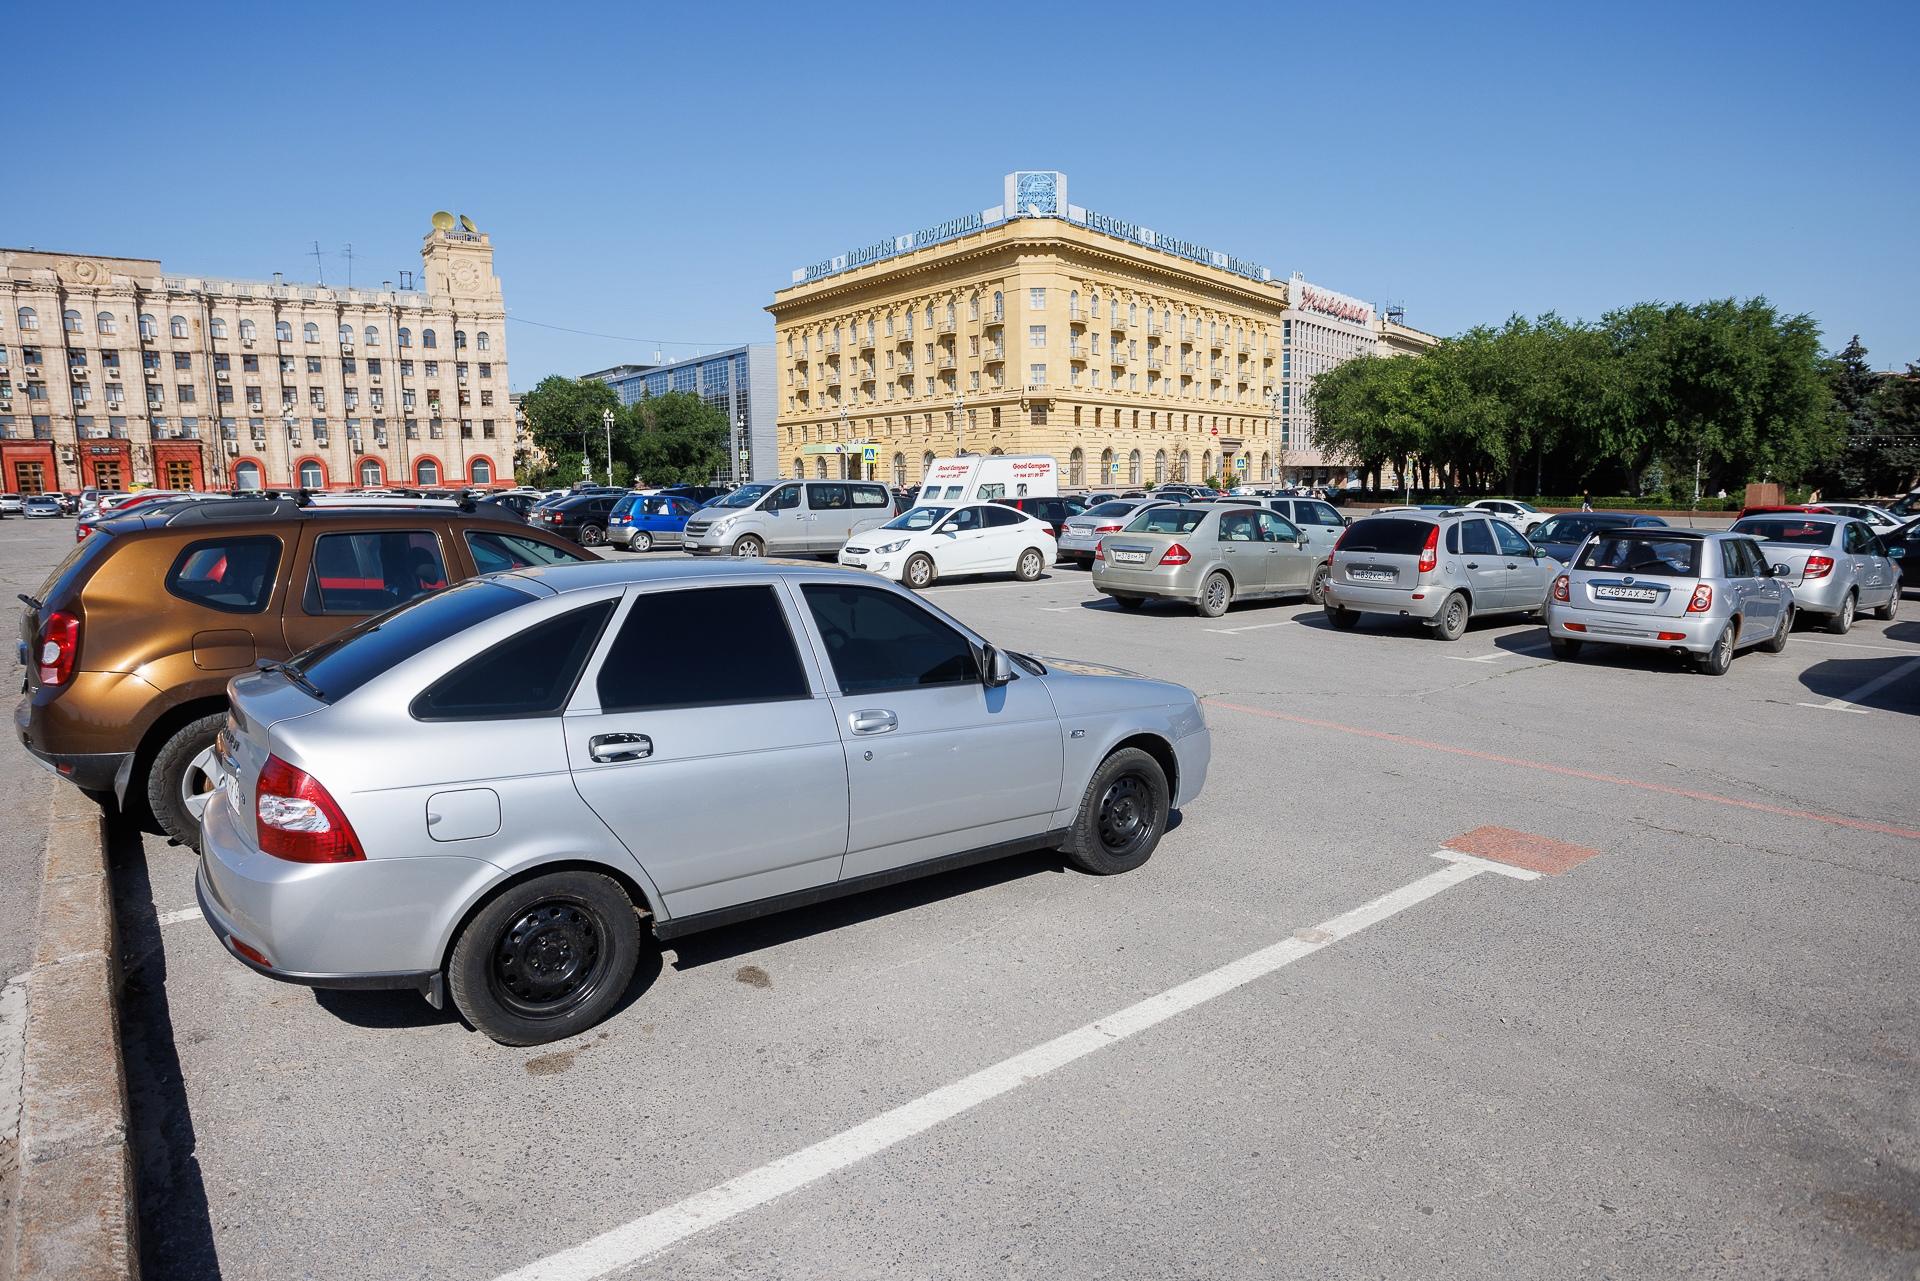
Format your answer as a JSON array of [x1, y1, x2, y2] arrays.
[[1796, 637, 1916, 655], [1446, 653, 1514, 664], [1795, 654, 1920, 714], [157, 905, 203, 927], [491, 852, 1525, 1281], [1202, 621, 1288, 635]]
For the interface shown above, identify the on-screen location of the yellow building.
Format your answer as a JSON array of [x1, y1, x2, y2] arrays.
[[769, 172, 1307, 490]]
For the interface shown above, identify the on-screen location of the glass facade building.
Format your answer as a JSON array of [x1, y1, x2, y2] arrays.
[[584, 344, 777, 483]]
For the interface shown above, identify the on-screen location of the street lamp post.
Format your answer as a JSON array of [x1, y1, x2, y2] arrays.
[[602, 408, 614, 487], [953, 394, 965, 456], [839, 407, 851, 480], [732, 410, 746, 486], [1268, 390, 1284, 485]]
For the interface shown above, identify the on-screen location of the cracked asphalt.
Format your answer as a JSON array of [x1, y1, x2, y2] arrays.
[[4, 518, 1912, 1281]]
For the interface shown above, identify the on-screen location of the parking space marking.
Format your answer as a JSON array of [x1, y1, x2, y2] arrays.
[[1445, 652, 1516, 664], [491, 854, 1525, 1281], [1794, 654, 1920, 715], [157, 906, 203, 927], [1203, 621, 1288, 635], [1203, 700, 1920, 842], [1796, 637, 1916, 655]]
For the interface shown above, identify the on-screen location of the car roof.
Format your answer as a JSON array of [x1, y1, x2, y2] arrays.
[[505, 557, 918, 596]]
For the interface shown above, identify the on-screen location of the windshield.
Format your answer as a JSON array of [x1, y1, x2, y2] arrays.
[[1125, 507, 1206, 535], [1575, 534, 1702, 577], [1339, 517, 1434, 555], [289, 580, 532, 703], [1731, 518, 1838, 544], [1534, 514, 1624, 542], [884, 505, 952, 531], [710, 484, 772, 510]]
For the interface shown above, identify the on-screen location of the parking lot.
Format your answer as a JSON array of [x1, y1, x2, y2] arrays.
[[6, 512, 1918, 1280]]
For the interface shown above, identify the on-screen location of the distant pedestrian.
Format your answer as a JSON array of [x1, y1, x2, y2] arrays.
[[1808, 488, 1823, 503], [1580, 492, 1593, 512]]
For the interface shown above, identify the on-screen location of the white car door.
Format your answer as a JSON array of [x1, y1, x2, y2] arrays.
[[979, 504, 1032, 572], [931, 505, 995, 574]]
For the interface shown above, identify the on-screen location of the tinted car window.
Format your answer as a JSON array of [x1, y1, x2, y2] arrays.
[[412, 601, 614, 721], [1576, 534, 1702, 577], [304, 530, 447, 614], [1127, 507, 1206, 534], [164, 535, 282, 614], [802, 583, 977, 695], [1491, 521, 1533, 556], [1085, 501, 1144, 518], [1461, 520, 1497, 556], [1731, 518, 1837, 544], [766, 484, 802, 511], [466, 530, 589, 574], [982, 505, 1023, 528], [1340, 517, 1433, 556], [596, 586, 809, 712], [852, 485, 890, 508], [808, 484, 850, 510], [292, 581, 532, 704]]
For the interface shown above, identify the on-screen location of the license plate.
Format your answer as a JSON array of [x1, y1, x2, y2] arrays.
[[1111, 550, 1147, 565], [1594, 585, 1658, 602], [1348, 567, 1393, 582]]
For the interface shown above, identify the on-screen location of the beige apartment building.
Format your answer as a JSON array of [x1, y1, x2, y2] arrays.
[[768, 172, 1437, 491], [0, 213, 510, 494]]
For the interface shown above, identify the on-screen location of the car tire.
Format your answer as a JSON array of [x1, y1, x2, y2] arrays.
[[1824, 592, 1855, 634], [1872, 584, 1899, 621], [448, 869, 642, 1046], [1196, 572, 1232, 618], [1014, 548, 1045, 582], [1549, 636, 1583, 659], [1433, 592, 1470, 641], [731, 534, 765, 559], [1325, 604, 1359, 630], [904, 553, 936, 589], [1060, 747, 1169, 876], [1697, 621, 1736, 676], [146, 712, 226, 851], [1113, 594, 1147, 611], [1308, 562, 1332, 605], [578, 524, 606, 548], [1761, 606, 1793, 653], [631, 530, 653, 553]]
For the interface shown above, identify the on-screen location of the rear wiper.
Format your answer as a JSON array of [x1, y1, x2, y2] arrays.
[[257, 658, 323, 699]]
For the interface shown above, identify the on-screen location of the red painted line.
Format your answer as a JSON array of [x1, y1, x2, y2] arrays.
[[1203, 699, 1920, 843], [1444, 825, 1600, 876]]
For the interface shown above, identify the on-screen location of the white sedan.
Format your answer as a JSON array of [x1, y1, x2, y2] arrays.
[[839, 501, 1057, 589], [1464, 499, 1548, 532], [1815, 502, 1903, 532]]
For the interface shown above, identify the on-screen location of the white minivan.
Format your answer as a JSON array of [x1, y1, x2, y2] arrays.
[[919, 455, 1058, 504]]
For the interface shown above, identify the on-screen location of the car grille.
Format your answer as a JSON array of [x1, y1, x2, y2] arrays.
[[684, 521, 712, 537]]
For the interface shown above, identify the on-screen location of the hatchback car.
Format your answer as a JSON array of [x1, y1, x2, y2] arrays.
[[608, 493, 702, 551], [197, 559, 1211, 1044], [839, 502, 1057, 587], [1546, 529, 1790, 673], [1727, 515, 1901, 631], [1092, 504, 1322, 617], [1322, 511, 1559, 639], [0, 493, 22, 516], [15, 497, 590, 848], [1529, 511, 1668, 564]]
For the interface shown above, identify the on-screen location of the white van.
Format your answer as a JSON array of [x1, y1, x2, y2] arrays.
[[918, 454, 1058, 504]]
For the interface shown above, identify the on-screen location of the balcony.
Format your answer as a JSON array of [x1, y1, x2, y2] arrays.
[[938, 354, 955, 370], [823, 368, 842, 388], [982, 347, 1005, 364], [979, 314, 1004, 329], [1209, 336, 1225, 351], [825, 339, 840, 355], [1238, 340, 1253, 353], [1147, 321, 1163, 336], [1146, 353, 1164, 370], [1181, 333, 1199, 347], [1110, 349, 1128, 366], [1180, 360, 1198, 376], [1109, 316, 1127, 334], [1238, 369, 1254, 386], [858, 332, 876, 350], [937, 317, 956, 334], [793, 350, 809, 365], [897, 328, 915, 344], [1068, 347, 1087, 362], [859, 365, 876, 383]]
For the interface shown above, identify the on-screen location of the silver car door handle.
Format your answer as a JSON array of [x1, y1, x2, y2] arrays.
[[849, 709, 897, 735], [588, 732, 652, 763]]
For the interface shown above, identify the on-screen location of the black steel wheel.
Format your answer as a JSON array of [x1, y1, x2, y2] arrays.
[[449, 870, 641, 1045], [1062, 747, 1170, 875]]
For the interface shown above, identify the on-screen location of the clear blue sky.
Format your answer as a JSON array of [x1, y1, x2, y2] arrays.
[[7, 1, 1914, 388]]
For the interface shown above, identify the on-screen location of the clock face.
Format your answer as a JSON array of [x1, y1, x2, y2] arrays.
[[452, 262, 482, 291]]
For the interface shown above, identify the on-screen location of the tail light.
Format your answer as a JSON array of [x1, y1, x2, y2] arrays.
[[37, 611, 80, 686], [1093, 539, 1104, 559], [1094, 523, 1123, 534], [1417, 525, 1440, 574], [1804, 555, 1834, 580], [1334, 524, 1352, 551], [1686, 584, 1713, 613], [1160, 543, 1192, 566], [1551, 574, 1570, 603], [74, 522, 93, 542], [256, 754, 365, 863]]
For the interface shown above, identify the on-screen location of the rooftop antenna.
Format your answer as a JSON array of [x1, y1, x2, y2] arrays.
[[309, 240, 325, 285], [341, 242, 356, 289]]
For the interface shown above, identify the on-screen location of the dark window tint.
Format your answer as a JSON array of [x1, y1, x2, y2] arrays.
[[852, 485, 889, 508], [982, 505, 1023, 528], [808, 483, 850, 510], [1461, 520, 1497, 556], [767, 484, 802, 511], [1085, 501, 1141, 518], [291, 581, 532, 703], [412, 601, 613, 720], [1731, 518, 1837, 545], [1339, 517, 1434, 556], [802, 583, 977, 695], [466, 530, 589, 574], [1491, 521, 1533, 556], [1575, 535, 1702, 577], [304, 530, 446, 615], [1843, 523, 1872, 553], [164, 536, 281, 613], [596, 586, 808, 711]]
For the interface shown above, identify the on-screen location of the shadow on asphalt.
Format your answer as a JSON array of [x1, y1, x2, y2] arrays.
[[1799, 656, 1920, 715], [110, 815, 223, 1281], [1883, 620, 1920, 646]]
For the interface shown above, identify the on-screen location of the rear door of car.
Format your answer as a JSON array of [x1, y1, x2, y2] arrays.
[[281, 523, 453, 654], [1256, 510, 1314, 591], [1213, 508, 1267, 591], [1293, 500, 1346, 557], [803, 482, 852, 552], [1845, 521, 1892, 601], [1491, 518, 1551, 609], [1452, 519, 1510, 608]]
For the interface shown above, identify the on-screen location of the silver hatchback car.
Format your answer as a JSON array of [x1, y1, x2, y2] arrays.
[[1323, 510, 1560, 640], [1545, 528, 1790, 674], [1091, 504, 1323, 617], [197, 560, 1211, 1045]]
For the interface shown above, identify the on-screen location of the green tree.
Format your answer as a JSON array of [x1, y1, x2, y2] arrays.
[[516, 375, 622, 488], [1816, 339, 1920, 496], [630, 391, 729, 485]]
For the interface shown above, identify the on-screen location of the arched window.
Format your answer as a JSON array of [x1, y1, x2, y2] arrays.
[[17, 307, 37, 331], [210, 317, 227, 339], [1069, 290, 1080, 318], [923, 305, 934, 328], [239, 319, 257, 341], [339, 323, 353, 344], [921, 450, 934, 479], [968, 294, 980, 321], [991, 291, 1003, 320], [469, 458, 492, 485], [1176, 450, 1190, 482], [170, 315, 189, 339], [1069, 447, 1085, 487], [234, 462, 263, 491], [364, 325, 379, 346], [1202, 450, 1214, 480], [302, 322, 318, 343], [1261, 451, 1272, 480], [359, 459, 383, 487], [275, 319, 291, 341], [397, 327, 412, 348], [139, 314, 157, 339], [415, 458, 439, 485], [454, 330, 468, 349], [892, 453, 906, 487], [421, 328, 437, 349], [1099, 448, 1114, 481], [475, 331, 490, 351], [298, 460, 325, 489], [1128, 450, 1142, 485], [1154, 450, 1167, 483], [96, 311, 117, 335], [815, 458, 828, 479], [792, 456, 804, 479], [64, 310, 83, 334]]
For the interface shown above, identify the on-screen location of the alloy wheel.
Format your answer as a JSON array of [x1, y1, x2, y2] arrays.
[[179, 744, 218, 822]]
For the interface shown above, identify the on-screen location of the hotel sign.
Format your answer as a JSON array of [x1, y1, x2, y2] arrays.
[[796, 210, 998, 284], [1075, 207, 1273, 283]]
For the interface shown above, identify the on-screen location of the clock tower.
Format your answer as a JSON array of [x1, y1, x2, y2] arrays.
[[420, 211, 502, 304]]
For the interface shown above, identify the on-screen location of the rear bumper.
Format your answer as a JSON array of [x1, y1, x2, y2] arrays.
[[1091, 561, 1205, 599], [1784, 576, 1848, 614], [1323, 580, 1445, 620], [14, 694, 132, 793], [1547, 603, 1719, 653]]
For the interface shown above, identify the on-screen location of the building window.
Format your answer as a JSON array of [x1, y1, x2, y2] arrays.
[[1154, 450, 1168, 483], [276, 320, 292, 341], [1029, 288, 1046, 309], [991, 292, 1004, 320], [298, 460, 325, 489], [96, 311, 117, 335], [210, 317, 227, 339], [454, 330, 468, 350], [398, 328, 412, 348], [1028, 325, 1046, 349], [170, 315, 189, 339], [1069, 447, 1085, 487], [240, 319, 257, 341], [63, 310, 83, 334], [416, 458, 439, 485], [476, 331, 490, 351], [470, 458, 492, 484], [1028, 363, 1046, 387], [1128, 450, 1142, 485], [234, 461, 263, 490], [18, 307, 38, 332], [422, 329, 437, 349]]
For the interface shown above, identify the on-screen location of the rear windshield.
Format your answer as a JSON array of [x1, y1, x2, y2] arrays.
[[1575, 534, 1702, 577], [1125, 507, 1206, 534], [1731, 518, 1837, 544], [36, 530, 115, 604], [1338, 517, 1433, 555], [288, 580, 532, 703], [1085, 501, 1142, 518]]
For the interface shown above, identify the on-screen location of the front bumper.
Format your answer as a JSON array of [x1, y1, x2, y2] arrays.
[[1547, 603, 1720, 653], [681, 528, 726, 554], [837, 548, 904, 580]]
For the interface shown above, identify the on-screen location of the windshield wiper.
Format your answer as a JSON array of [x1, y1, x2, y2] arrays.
[[257, 658, 324, 699]]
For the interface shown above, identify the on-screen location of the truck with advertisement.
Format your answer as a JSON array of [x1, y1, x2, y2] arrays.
[[918, 454, 1059, 504]]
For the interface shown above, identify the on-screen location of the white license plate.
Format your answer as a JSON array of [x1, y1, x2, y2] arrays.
[[1348, 567, 1394, 582], [1111, 550, 1147, 565], [1594, 586, 1658, 602]]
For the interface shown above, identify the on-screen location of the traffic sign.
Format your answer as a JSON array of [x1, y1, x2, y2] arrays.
[[1234, 456, 1248, 472], [1111, 461, 1122, 474], [862, 445, 878, 463]]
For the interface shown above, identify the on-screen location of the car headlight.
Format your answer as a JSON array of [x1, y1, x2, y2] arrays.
[[875, 539, 910, 554]]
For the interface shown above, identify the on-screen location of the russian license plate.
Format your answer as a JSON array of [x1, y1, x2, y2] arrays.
[[1594, 585, 1658, 602], [1348, 567, 1394, 582], [1112, 550, 1147, 565]]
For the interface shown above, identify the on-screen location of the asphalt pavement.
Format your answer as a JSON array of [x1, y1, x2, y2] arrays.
[[3, 521, 1914, 1280]]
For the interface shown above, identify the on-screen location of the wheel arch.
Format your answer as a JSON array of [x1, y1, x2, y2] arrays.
[[1105, 731, 1179, 809], [435, 856, 661, 978], [126, 693, 229, 807]]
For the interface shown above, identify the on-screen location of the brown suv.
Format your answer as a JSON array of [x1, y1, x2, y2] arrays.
[[15, 497, 591, 848]]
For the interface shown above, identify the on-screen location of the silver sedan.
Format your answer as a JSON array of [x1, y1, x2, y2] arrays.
[[1728, 515, 1901, 632]]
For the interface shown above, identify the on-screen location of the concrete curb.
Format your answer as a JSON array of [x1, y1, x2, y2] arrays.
[[10, 788, 136, 1280]]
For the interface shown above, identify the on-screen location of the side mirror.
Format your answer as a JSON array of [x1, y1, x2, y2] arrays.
[[1296, 538, 1310, 551], [982, 644, 1015, 688], [1890, 545, 1906, 560]]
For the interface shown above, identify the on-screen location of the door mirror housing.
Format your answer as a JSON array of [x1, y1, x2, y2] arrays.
[[982, 644, 1015, 688], [1890, 545, 1906, 560]]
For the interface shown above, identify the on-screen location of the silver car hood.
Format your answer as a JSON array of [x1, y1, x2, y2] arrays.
[[1032, 656, 1199, 724], [1038, 655, 1142, 679]]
